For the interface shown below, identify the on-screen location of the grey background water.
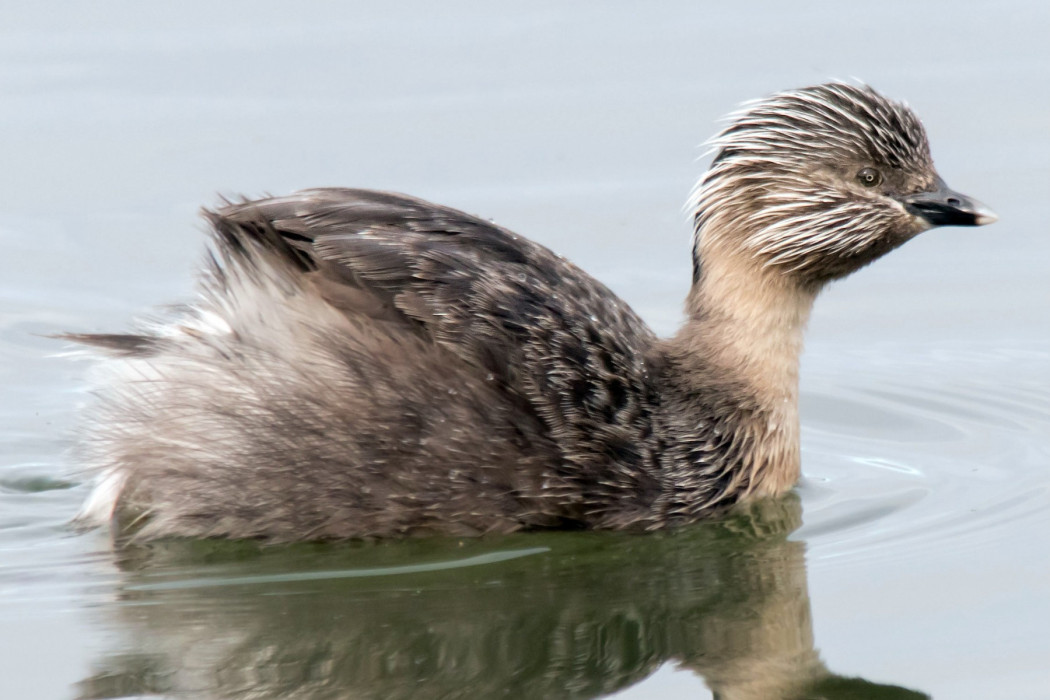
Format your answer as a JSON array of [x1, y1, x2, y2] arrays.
[[1, 2, 1048, 698]]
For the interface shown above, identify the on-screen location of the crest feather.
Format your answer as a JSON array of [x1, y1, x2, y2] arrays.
[[690, 82, 932, 277]]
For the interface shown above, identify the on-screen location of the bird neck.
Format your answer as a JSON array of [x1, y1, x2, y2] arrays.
[[663, 246, 817, 501]]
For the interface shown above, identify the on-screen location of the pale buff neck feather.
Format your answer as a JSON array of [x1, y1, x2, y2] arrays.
[[666, 232, 818, 502]]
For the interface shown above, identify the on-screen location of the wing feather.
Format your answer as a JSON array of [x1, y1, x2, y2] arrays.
[[210, 188, 664, 521]]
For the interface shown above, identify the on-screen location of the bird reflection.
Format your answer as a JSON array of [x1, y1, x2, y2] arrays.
[[77, 496, 928, 700]]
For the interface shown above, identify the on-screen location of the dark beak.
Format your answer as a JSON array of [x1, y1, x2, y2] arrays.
[[901, 178, 997, 227]]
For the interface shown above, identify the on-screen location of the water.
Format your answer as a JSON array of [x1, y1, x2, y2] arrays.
[[2, 2, 1048, 698]]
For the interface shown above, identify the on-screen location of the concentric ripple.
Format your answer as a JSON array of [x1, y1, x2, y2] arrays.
[[796, 342, 1050, 566]]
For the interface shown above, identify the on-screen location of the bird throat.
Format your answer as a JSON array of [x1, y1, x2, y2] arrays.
[[669, 248, 817, 501]]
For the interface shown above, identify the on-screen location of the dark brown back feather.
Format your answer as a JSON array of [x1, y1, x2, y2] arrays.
[[211, 188, 664, 522]]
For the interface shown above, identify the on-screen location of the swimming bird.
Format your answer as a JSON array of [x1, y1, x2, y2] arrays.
[[71, 82, 996, 541]]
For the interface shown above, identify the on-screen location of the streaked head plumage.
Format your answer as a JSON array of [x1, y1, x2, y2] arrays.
[[691, 82, 994, 285], [713, 83, 932, 174]]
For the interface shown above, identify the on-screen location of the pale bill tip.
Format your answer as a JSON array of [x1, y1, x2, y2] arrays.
[[974, 206, 998, 226]]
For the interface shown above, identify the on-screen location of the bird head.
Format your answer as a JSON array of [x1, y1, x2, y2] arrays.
[[691, 82, 996, 287]]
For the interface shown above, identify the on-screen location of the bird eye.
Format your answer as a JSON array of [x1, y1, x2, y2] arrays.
[[857, 167, 882, 188]]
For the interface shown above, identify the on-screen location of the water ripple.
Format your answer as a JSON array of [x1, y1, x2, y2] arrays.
[[799, 342, 1050, 566]]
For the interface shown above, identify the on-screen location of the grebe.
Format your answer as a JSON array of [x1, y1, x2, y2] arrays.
[[71, 83, 995, 541]]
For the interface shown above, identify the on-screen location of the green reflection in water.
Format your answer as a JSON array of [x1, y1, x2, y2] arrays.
[[78, 496, 928, 700], [126, 546, 552, 591]]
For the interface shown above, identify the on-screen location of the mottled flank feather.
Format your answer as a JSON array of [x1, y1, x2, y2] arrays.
[[71, 82, 992, 541]]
